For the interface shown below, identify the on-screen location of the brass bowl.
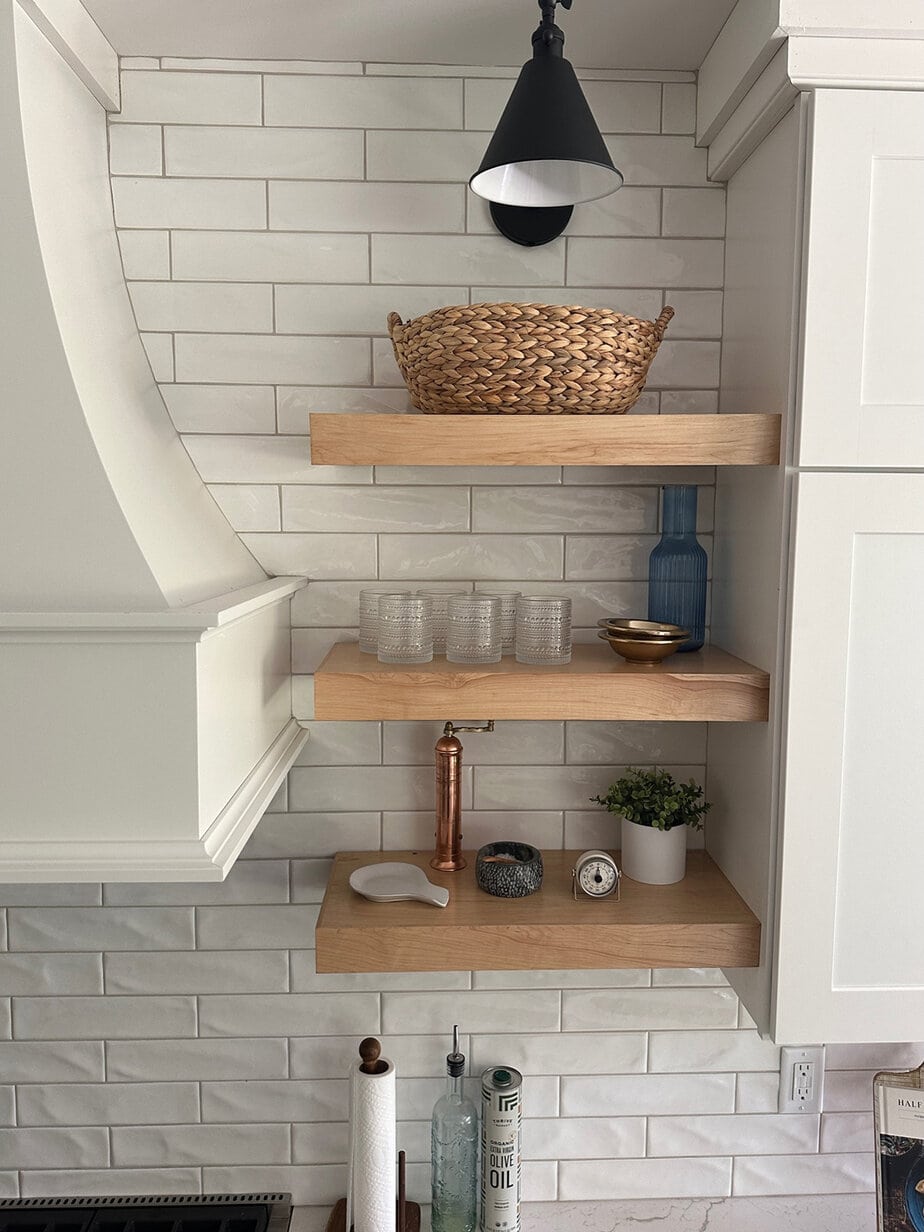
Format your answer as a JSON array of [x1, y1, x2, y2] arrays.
[[597, 618, 689, 640], [597, 630, 686, 664]]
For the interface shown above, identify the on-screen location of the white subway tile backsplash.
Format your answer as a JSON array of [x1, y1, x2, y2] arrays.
[[732, 1153, 874, 1197], [12, 997, 197, 1041], [663, 290, 724, 338], [373, 236, 565, 287], [239, 533, 377, 578], [382, 811, 564, 852], [291, 1122, 350, 1165], [20, 1170, 201, 1198], [661, 390, 719, 413], [471, 1032, 646, 1075], [196, 905, 318, 950], [106, 1038, 288, 1082], [17, 1082, 200, 1127], [825, 1042, 924, 1070], [161, 59, 363, 74], [290, 860, 329, 905], [524, 1116, 645, 1160], [109, 124, 162, 175], [283, 485, 469, 533], [562, 1073, 736, 1117], [564, 534, 659, 580], [819, 1112, 874, 1154], [736, 1072, 783, 1114], [116, 71, 262, 124], [397, 1076, 558, 1120], [184, 436, 367, 484], [129, 281, 273, 332], [291, 766, 471, 813], [652, 968, 729, 987], [119, 230, 171, 279], [201, 1079, 345, 1123], [383, 991, 560, 1035], [112, 1123, 290, 1166], [162, 384, 277, 433], [473, 485, 657, 534], [648, 1029, 781, 1073], [113, 178, 266, 230], [8, 908, 195, 952], [176, 335, 370, 385], [603, 135, 709, 186], [271, 182, 465, 233], [276, 285, 466, 336], [0, 1041, 104, 1083], [662, 188, 726, 238], [567, 238, 725, 288], [264, 76, 462, 129], [165, 126, 364, 178], [375, 466, 561, 486], [366, 131, 489, 182], [563, 987, 738, 1032], [473, 971, 648, 990], [560, 1157, 731, 1201], [140, 333, 174, 381], [172, 231, 369, 282], [469, 287, 665, 319], [648, 1113, 819, 1157], [0, 954, 102, 996], [648, 341, 721, 388], [287, 386, 412, 431], [0, 1127, 109, 1168], [104, 950, 289, 994], [208, 483, 281, 532], [378, 534, 563, 581], [383, 721, 563, 766], [567, 721, 707, 765], [288, 959, 470, 994], [0, 1089, 12, 1126], [243, 812, 381, 860], [661, 83, 697, 134], [198, 993, 378, 1037], [297, 723, 381, 766], [476, 765, 701, 812], [823, 1071, 879, 1114]]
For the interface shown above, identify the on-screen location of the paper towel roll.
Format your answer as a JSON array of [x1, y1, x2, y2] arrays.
[[348, 1048, 396, 1232]]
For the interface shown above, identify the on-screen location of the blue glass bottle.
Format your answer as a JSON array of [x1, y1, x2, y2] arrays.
[[647, 485, 707, 652]]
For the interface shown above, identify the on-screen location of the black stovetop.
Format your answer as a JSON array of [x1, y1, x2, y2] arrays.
[[0, 1194, 293, 1232]]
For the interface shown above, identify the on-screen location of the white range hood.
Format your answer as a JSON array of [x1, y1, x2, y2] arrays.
[[0, 0, 307, 881]]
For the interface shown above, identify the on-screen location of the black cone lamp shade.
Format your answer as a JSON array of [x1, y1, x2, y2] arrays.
[[470, 2, 623, 242]]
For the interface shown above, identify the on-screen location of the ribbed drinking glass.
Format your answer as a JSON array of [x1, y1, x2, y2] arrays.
[[515, 596, 572, 665], [477, 589, 521, 653], [376, 594, 433, 664], [417, 589, 466, 654], [446, 595, 502, 664], [359, 588, 409, 654], [647, 485, 707, 652]]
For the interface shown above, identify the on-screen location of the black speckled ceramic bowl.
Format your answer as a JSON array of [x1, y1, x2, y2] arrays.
[[475, 842, 544, 898]]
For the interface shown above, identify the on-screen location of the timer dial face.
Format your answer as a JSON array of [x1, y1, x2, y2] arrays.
[[577, 854, 619, 897]]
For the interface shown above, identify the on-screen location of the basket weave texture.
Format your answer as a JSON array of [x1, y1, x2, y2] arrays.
[[387, 302, 674, 415]]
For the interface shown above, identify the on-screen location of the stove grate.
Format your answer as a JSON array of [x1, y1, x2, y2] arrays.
[[0, 1194, 292, 1232]]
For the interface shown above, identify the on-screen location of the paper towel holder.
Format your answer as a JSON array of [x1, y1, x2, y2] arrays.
[[359, 1036, 389, 1075]]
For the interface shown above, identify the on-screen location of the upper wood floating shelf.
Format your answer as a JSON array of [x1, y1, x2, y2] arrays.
[[313, 643, 769, 722], [315, 850, 761, 973], [309, 413, 782, 468]]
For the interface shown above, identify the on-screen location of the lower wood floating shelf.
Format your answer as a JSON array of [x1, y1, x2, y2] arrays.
[[315, 850, 761, 972], [313, 643, 769, 721]]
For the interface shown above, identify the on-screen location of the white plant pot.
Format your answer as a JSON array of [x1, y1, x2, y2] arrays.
[[620, 819, 687, 885]]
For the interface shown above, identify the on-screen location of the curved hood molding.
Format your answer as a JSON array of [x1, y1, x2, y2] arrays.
[[0, 0, 307, 881]]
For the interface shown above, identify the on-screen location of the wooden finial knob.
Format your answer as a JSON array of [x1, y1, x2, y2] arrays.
[[359, 1037, 386, 1074]]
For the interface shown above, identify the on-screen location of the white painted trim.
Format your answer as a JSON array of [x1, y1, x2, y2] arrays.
[[0, 720, 308, 882], [788, 34, 924, 90], [779, 0, 924, 39], [14, 0, 118, 110], [707, 45, 799, 182], [0, 577, 307, 635], [696, 0, 784, 146]]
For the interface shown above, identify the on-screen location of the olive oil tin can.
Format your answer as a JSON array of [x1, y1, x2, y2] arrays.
[[480, 1066, 522, 1232]]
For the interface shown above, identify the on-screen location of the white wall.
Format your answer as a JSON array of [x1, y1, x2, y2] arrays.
[[0, 55, 904, 1220]]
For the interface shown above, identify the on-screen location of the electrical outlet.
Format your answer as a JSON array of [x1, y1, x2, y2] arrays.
[[779, 1045, 825, 1113]]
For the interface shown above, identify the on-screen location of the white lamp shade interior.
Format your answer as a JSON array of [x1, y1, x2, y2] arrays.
[[470, 158, 623, 208]]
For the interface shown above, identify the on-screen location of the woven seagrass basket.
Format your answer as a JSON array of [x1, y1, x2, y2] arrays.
[[387, 302, 674, 415]]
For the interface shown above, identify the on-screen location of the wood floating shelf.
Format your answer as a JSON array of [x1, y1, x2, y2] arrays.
[[313, 643, 770, 722], [315, 850, 761, 973], [309, 413, 781, 467]]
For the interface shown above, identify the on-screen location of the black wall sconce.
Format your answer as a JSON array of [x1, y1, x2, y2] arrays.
[[469, 0, 624, 246]]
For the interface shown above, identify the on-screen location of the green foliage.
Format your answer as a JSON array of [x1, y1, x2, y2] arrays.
[[591, 766, 711, 832]]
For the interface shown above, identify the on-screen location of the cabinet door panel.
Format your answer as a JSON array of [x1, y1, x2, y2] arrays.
[[800, 91, 924, 467], [776, 473, 924, 1041]]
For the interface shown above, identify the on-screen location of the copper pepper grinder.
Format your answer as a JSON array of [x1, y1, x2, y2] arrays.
[[432, 720, 495, 872]]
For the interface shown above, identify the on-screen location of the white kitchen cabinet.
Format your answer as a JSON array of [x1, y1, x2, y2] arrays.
[[775, 472, 924, 1041], [800, 90, 924, 468]]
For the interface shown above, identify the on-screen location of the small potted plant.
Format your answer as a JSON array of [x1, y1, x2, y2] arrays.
[[591, 767, 710, 885]]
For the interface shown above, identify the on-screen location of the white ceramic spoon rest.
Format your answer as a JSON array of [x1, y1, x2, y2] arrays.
[[349, 862, 449, 908]]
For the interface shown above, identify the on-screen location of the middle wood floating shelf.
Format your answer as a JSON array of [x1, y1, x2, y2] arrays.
[[308, 412, 782, 467], [314, 643, 770, 722]]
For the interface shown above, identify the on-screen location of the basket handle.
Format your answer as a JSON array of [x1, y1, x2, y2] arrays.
[[653, 306, 675, 341], [387, 312, 404, 340]]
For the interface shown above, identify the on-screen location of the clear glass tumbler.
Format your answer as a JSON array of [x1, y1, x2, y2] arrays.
[[477, 589, 521, 654], [359, 588, 409, 654], [417, 589, 466, 654], [515, 596, 572, 665], [446, 595, 502, 664], [377, 594, 433, 664]]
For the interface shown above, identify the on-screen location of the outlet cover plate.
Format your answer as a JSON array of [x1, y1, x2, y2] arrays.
[[779, 1044, 825, 1114]]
